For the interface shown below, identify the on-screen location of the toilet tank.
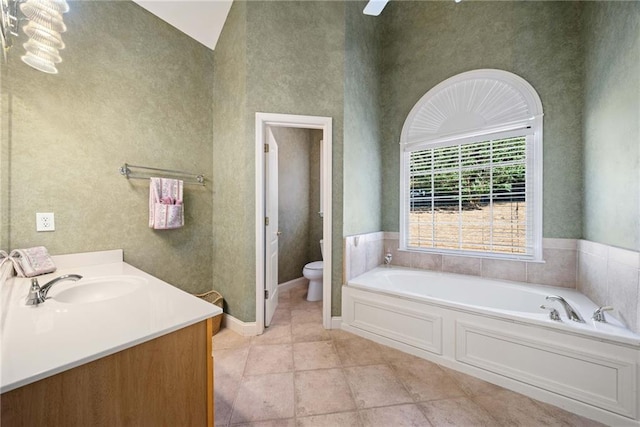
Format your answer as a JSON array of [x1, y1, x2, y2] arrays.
[[320, 240, 324, 260]]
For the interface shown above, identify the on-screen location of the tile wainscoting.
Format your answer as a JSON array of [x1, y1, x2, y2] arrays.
[[344, 232, 640, 333]]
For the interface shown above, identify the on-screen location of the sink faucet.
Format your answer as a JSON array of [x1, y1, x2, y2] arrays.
[[25, 274, 83, 306], [545, 295, 584, 323]]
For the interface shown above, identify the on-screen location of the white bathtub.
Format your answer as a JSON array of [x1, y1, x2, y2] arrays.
[[342, 266, 640, 426]]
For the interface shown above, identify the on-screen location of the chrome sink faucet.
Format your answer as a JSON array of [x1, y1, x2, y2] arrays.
[[545, 295, 584, 323], [26, 274, 83, 306]]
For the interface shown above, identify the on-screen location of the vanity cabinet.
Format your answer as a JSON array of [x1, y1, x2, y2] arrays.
[[1, 318, 214, 427]]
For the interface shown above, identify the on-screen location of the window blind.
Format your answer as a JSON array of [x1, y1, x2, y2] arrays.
[[407, 135, 531, 256]]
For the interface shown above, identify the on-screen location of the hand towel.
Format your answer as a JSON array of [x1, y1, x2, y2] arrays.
[[149, 177, 184, 229], [8, 246, 57, 277]]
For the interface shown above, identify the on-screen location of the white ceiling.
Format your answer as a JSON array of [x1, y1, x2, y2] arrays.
[[132, 0, 233, 51]]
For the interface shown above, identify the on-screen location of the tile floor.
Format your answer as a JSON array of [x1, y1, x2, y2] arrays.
[[213, 286, 605, 427]]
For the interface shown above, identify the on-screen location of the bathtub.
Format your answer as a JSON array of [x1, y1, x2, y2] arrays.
[[342, 266, 640, 426]]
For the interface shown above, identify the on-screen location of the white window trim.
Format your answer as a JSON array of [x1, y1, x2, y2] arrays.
[[399, 69, 543, 261]]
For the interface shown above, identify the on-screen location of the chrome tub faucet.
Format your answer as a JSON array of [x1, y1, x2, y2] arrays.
[[26, 274, 83, 306], [545, 295, 584, 323], [384, 251, 392, 266]]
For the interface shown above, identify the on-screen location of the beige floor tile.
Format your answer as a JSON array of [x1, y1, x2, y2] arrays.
[[391, 359, 466, 402], [532, 400, 607, 427], [292, 322, 330, 343], [232, 419, 296, 427], [230, 373, 295, 424], [473, 389, 564, 426], [291, 307, 323, 324], [445, 368, 504, 396], [215, 347, 250, 379], [359, 403, 432, 427], [296, 411, 362, 427], [295, 369, 357, 417], [328, 328, 359, 341], [378, 344, 425, 365], [270, 309, 292, 325], [293, 341, 341, 371], [334, 335, 386, 367], [214, 327, 253, 350], [418, 397, 497, 426], [253, 324, 292, 345], [215, 373, 241, 427], [244, 344, 293, 376], [344, 365, 413, 409]]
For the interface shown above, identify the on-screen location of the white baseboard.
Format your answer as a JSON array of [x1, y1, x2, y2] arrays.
[[331, 316, 342, 329], [222, 313, 259, 336], [278, 276, 307, 292]]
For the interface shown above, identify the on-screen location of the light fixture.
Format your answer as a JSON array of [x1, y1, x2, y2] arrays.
[[0, 0, 69, 74]]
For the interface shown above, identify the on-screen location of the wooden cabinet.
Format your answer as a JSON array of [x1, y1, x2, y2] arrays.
[[1, 318, 214, 427]]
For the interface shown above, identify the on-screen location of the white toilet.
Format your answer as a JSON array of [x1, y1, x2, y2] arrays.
[[302, 240, 323, 302]]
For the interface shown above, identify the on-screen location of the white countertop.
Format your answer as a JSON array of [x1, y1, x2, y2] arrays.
[[0, 250, 222, 393]]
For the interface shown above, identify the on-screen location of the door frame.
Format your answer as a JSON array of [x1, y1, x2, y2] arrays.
[[255, 112, 333, 335]]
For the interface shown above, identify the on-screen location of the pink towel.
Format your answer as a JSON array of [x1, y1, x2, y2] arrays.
[[149, 177, 184, 229]]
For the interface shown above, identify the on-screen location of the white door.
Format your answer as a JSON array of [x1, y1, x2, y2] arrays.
[[264, 127, 279, 326]]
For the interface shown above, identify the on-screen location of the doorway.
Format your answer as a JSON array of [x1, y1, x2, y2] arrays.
[[255, 113, 332, 335]]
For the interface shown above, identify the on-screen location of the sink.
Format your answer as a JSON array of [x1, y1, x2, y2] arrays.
[[52, 276, 146, 304]]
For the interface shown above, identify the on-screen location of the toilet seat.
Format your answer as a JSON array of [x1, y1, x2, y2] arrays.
[[304, 261, 323, 270]]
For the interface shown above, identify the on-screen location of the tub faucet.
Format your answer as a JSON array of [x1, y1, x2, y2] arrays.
[[592, 306, 613, 323], [25, 274, 83, 306], [545, 295, 584, 323], [384, 252, 392, 266]]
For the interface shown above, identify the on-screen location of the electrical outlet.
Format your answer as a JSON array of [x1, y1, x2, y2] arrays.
[[36, 213, 55, 232]]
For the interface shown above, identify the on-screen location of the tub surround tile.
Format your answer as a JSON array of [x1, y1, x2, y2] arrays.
[[359, 404, 431, 427], [347, 236, 368, 280], [418, 397, 497, 427], [385, 240, 412, 268], [411, 252, 443, 271], [542, 238, 577, 250], [526, 248, 577, 288], [577, 239, 640, 334], [442, 255, 482, 276], [577, 249, 608, 304], [606, 260, 639, 330], [365, 238, 383, 271], [344, 364, 413, 408], [481, 258, 526, 282], [294, 369, 356, 416]]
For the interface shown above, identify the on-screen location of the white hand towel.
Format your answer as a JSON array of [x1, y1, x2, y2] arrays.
[[149, 177, 184, 229]]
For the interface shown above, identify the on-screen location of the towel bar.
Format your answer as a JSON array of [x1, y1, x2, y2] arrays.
[[119, 163, 205, 186]]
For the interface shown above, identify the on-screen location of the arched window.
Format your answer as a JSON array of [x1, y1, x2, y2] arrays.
[[399, 69, 543, 260]]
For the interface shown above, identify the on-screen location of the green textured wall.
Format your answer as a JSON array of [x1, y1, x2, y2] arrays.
[[343, 1, 382, 236], [3, 1, 215, 293], [273, 127, 322, 284], [582, 2, 640, 251], [380, 1, 584, 239], [213, 1, 345, 320], [211, 0, 253, 319]]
